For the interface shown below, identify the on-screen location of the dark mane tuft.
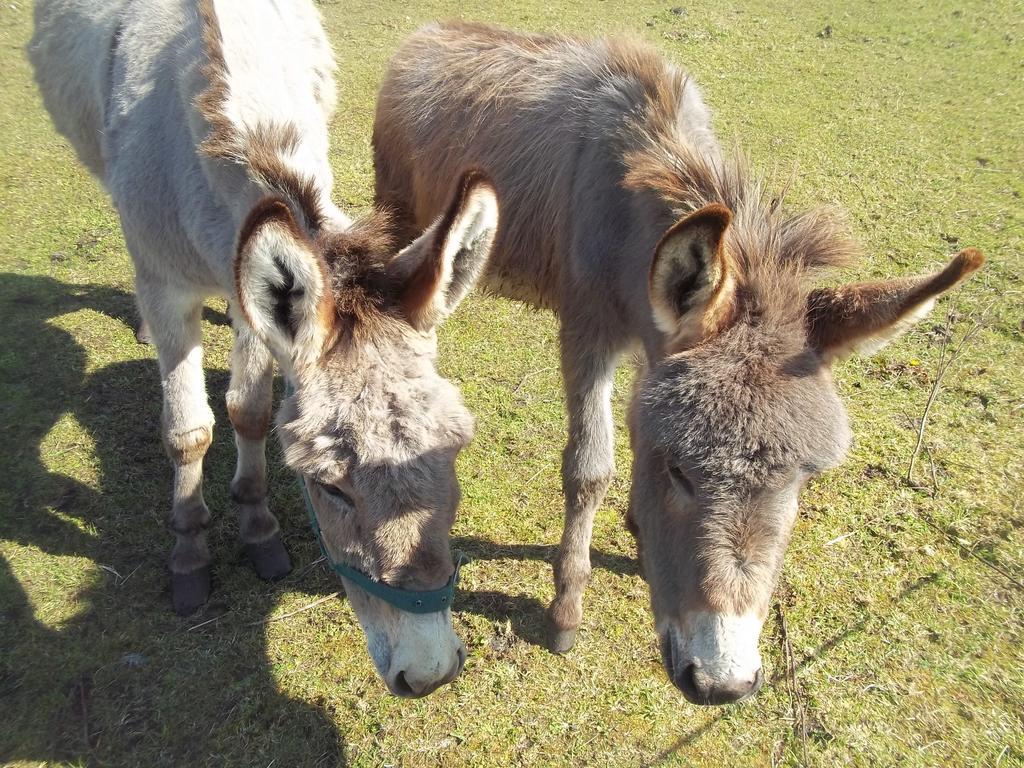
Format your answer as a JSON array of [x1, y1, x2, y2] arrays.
[[317, 210, 401, 325], [195, 0, 324, 231]]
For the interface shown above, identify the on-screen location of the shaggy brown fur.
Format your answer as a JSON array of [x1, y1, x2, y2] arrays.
[[317, 211, 404, 337], [373, 21, 984, 702], [624, 141, 860, 333]]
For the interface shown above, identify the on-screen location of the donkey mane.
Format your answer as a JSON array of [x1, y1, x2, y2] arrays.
[[197, 0, 404, 336], [195, 0, 324, 231], [318, 211, 402, 327], [621, 70, 860, 326]]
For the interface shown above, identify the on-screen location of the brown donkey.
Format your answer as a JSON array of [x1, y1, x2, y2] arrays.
[[373, 22, 984, 704]]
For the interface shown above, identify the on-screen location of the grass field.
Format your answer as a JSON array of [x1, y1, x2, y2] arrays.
[[1, 0, 1022, 765]]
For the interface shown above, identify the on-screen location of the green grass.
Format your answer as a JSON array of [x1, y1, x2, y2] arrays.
[[1, 1, 1022, 765]]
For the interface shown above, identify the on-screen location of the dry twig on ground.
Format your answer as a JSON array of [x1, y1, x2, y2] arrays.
[[776, 602, 810, 767], [251, 592, 342, 626], [906, 298, 995, 489]]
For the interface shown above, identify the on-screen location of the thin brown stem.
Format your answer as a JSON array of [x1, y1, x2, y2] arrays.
[[251, 592, 341, 626], [906, 299, 993, 486], [186, 612, 229, 632], [776, 602, 810, 767]]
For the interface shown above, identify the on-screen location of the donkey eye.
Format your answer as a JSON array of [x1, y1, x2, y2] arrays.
[[317, 482, 355, 508], [668, 464, 695, 497]]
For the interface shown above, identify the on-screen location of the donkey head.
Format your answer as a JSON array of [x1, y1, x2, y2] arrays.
[[629, 203, 983, 705], [234, 171, 497, 697]]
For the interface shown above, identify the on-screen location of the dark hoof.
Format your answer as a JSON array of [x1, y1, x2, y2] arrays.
[[171, 567, 211, 616], [245, 535, 292, 581], [135, 321, 152, 345], [545, 615, 578, 655]]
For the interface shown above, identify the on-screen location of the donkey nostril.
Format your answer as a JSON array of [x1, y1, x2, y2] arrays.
[[682, 667, 763, 706], [442, 648, 466, 686], [750, 667, 765, 695], [392, 671, 415, 697], [659, 632, 677, 674], [676, 663, 701, 702]]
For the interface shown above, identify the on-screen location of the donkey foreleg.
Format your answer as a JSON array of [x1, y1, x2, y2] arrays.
[[226, 315, 290, 581], [547, 336, 618, 653], [140, 285, 216, 615]]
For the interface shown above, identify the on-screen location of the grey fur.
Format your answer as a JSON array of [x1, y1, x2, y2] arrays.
[[373, 21, 981, 703]]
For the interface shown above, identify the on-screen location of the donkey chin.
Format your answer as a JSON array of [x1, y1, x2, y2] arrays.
[[659, 612, 765, 706], [345, 584, 466, 698]]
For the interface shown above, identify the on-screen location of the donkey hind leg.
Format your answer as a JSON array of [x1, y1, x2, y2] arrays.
[[546, 334, 619, 653], [226, 311, 291, 580], [140, 287, 216, 615]]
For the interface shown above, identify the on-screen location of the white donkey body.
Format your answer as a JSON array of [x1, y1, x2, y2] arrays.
[[32, 0, 346, 608], [34, 0, 345, 287]]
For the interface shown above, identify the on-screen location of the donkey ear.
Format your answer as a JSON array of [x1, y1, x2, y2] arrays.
[[389, 170, 498, 331], [807, 248, 984, 362], [234, 198, 334, 368], [650, 203, 737, 350]]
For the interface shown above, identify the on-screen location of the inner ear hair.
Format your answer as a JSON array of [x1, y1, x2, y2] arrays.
[[397, 169, 498, 330], [436, 172, 497, 307], [807, 248, 985, 360], [649, 203, 736, 349], [234, 196, 335, 366]]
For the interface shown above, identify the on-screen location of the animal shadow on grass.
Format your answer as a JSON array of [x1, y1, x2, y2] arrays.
[[0, 266, 1012, 767], [0, 272, 641, 764], [453, 536, 641, 647], [0, 273, 344, 767]]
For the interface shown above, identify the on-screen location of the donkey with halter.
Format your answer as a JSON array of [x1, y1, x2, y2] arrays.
[[30, 0, 500, 697], [373, 22, 984, 704]]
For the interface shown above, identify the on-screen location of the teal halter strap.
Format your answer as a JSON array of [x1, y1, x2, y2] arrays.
[[287, 384, 464, 614], [297, 474, 464, 613]]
